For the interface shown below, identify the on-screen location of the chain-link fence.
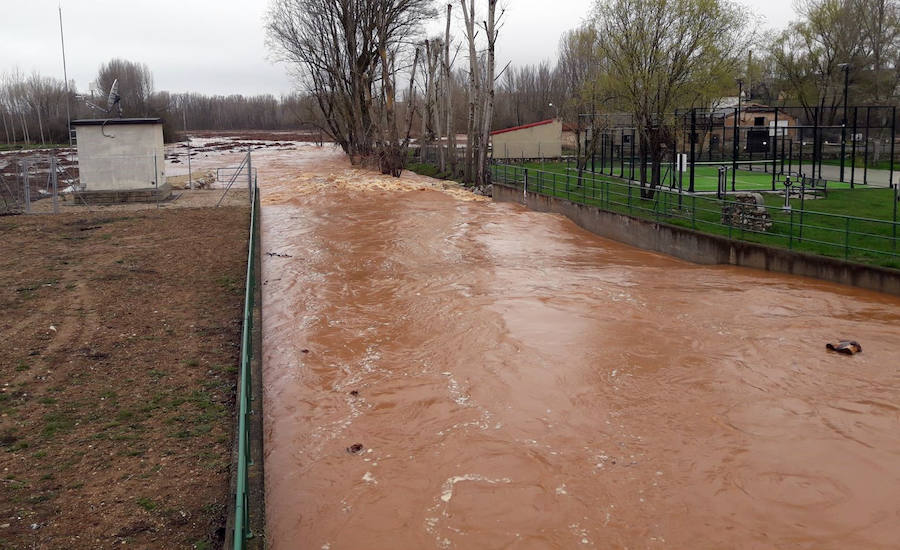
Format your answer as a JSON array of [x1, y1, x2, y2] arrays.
[[0, 153, 80, 215]]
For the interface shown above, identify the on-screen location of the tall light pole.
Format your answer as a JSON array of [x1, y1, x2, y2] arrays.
[[732, 78, 743, 190], [839, 63, 850, 183], [58, 5, 72, 147], [183, 109, 193, 190]]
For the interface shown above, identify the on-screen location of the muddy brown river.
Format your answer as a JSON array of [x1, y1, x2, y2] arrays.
[[258, 147, 900, 549]]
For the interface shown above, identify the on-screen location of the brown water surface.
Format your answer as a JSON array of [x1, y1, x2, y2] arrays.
[[259, 147, 900, 549]]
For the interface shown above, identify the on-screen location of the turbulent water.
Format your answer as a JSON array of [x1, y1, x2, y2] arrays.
[[258, 147, 900, 549]]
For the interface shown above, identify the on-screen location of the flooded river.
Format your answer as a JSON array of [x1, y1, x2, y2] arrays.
[[258, 147, 900, 549]]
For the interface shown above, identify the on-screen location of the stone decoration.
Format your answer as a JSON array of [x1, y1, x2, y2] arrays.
[[721, 192, 773, 232]]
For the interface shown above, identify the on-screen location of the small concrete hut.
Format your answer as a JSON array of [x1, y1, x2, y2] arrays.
[[73, 118, 170, 202]]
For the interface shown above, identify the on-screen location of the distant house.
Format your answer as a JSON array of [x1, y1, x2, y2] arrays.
[[490, 119, 562, 159], [721, 104, 799, 153], [683, 103, 800, 155]]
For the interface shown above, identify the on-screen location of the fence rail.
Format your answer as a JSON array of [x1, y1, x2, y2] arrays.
[[491, 163, 900, 269], [232, 172, 260, 549]]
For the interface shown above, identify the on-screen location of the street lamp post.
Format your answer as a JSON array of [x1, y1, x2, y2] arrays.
[[839, 63, 850, 183], [732, 78, 743, 190]]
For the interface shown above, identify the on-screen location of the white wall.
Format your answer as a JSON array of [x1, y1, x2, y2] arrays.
[[75, 123, 165, 191], [491, 121, 563, 159]]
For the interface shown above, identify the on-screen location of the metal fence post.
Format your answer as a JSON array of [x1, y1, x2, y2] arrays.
[[789, 209, 794, 249], [628, 181, 632, 215], [154, 154, 160, 209], [689, 108, 696, 193], [772, 107, 778, 191], [23, 161, 31, 214], [889, 106, 896, 190], [523, 168, 528, 201], [51, 155, 59, 214], [845, 217, 851, 260], [247, 146, 253, 206], [691, 195, 696, 229]]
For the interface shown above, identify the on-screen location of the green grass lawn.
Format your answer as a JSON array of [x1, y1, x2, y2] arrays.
[[522, 160, 856, 192], [492, 163, 900, 270]]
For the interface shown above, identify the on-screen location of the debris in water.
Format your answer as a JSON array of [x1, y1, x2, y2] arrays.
[[266, 251, 293, 258], [826, 340, 862, 355], [349, 390, 359, 397], [347, 443, 364, 454], [301, 349, 310, 354]]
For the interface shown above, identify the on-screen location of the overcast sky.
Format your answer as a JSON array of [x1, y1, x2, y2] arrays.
[[0, 0, 798, 97]]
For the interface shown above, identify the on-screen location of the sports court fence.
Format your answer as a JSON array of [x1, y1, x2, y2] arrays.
[[578, 106, 897, 191], [491, 163, 900, 269]]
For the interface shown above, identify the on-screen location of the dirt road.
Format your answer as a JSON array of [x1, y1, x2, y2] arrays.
[[259, 147, 900, 549]]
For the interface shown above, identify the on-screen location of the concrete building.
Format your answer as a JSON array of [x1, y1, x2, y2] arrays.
[[73, 118, 169, 201], [491, 119, 562, 159]]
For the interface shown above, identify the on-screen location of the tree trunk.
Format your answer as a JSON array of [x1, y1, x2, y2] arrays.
[[461, 0, 479, 185], [1, 109, 10, 144], [444, 4, 455, 176], [478, 0, 499, 186]]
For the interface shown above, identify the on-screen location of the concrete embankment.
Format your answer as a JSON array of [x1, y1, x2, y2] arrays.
[[493, 182, 900, 296]]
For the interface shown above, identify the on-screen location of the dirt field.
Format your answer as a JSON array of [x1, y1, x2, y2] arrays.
[[0, 206, 249, 549]]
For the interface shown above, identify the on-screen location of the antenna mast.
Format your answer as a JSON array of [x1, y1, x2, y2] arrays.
[[59, 4, 72, 147]]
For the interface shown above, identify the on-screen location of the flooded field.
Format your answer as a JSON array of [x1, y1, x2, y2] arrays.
[[258, 146, 900, 549]]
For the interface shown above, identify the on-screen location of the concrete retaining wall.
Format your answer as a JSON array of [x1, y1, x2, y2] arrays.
[[493, 183, 900, 296]]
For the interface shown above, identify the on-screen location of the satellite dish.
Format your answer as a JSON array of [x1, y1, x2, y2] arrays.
[[106, 79, 122, 116], [83, 78, 123, 117]]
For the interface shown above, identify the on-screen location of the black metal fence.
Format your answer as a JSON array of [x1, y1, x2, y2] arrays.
[[491, 163, 900, 269], [578, 106, 897, 192]]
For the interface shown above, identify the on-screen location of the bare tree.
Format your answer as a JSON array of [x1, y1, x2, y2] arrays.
[[460, 0, 481, 184], [771, 0, 899, 114], [557, 26, 599, 173], [593, 0, 750, 197], [443, 3, 456, 174], [459, 0, 503, 186], [266, 0, 433, 175], [94, 59, 155, 116], [477, 0, 500, 186]]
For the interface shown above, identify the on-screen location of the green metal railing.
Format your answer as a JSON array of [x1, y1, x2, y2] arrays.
[[233, 181, 260, 549], [491, 163, 900, 269]]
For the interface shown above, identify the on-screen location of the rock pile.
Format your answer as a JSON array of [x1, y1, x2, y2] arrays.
[[721, 192, 772, 232]]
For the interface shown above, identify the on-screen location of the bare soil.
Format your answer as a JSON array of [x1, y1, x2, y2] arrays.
[[0, 206, 249, 549], [27, 189, 250, 214]]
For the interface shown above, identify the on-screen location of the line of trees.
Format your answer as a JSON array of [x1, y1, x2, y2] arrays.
[[0, 59, 317, 146], [266, 0, 503, 184], [480, 0, 898, 196]]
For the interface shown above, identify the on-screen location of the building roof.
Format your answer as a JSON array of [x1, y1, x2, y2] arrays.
[[72, 118, 162, 126], [490, 119, 556, 136]]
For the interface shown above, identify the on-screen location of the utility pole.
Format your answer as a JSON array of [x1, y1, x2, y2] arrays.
[[747, 50, 752, 100], [839, 63, 850, 183], [733, 78, 743, 190], [183, 109, 193, 190], [59, 5, 72, 147]]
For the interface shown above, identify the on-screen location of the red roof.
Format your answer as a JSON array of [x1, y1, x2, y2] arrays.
[[490, 119, 556, 136]]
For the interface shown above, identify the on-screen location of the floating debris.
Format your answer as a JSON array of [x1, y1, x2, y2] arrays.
[[347, 443, 364, 455], [826, 341, 862, 355]]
